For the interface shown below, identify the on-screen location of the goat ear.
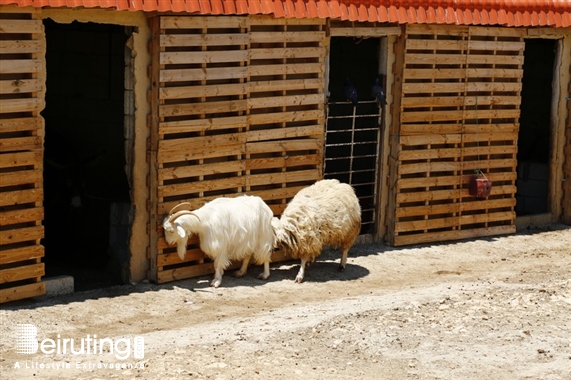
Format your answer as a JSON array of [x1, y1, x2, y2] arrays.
[[176, 224, 186, 239]]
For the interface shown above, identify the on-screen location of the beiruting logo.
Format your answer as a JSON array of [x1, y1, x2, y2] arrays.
[[16, 324, 144, 360]]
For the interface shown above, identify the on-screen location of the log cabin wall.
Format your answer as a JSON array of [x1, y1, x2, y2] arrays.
[[387, 24, 523, 246], [149, 15, 327, 283], [0, 7, 46, 303]]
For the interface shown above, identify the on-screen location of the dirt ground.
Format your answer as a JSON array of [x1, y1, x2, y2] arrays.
[[1, 224, 570, 380]]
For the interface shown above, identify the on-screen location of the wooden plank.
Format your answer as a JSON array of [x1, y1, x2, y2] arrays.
[[160, 16, 248, 29], [467, 40, 525, 51], [248, 78, 323, 93], [0, 207, 43, 226], [398, 158, 517, 175], [396, 198, 516, 218], [400, 123, 519, 135], [159, 116, 248, 135], [0, 98, 44, 114], [160, 50, 248, 65], [0, 59, 42, 75], [249, 31, 326, 44], [159, 132, 245, 152], [249, 63, 323, 77], [0, 117, 43, 133], [160, 33, 249, 47], [0, 245, 44, 264], [0, 78, 43, 95], [158, 144, 244, 164], [402, 82, 466, 94], [393, 225, 516, 246], [249, 109, 323, 125], [0, 151, 42, 169], [159, 160, 245, 181], [250, 47, 325, 60], [0, 188, 43, 207], [249, 15, 325, 26], [0, 136, 42, 152], [399, 132, 517, 146], [0, 169, 42, 187], [404, 67, 523, 79], [246, 138, 322, 154], [0, 282, 45, 304], [160, 66, 248, 82], [0, 225, 43, 246], [406, 39, 467, 50], [459, 211, 515, 225], [396, 215, 459, 233], [466, 54, 524, 66], [0, 263, 44, 284], [245, 125, 322, 142], [0, 19, 42, 33], [159, 83, 248, 100], [396, 171, 517, 190], [396, 185, 516, 204], [159, 99, 247, 117], [330, 26, 401, 37], [248, 94, 323, 109], [0, 39, 44, 54]]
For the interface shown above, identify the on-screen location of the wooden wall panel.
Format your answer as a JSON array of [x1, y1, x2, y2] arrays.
[[0, 7, 46, 303], [388, 24, 521, 246], [150, 15, 326, 283]]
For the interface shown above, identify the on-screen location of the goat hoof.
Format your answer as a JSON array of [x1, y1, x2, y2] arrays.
[[294, 276, 304, 283], [210, 280, 221, 288], [234, 271, 246, 278], [257, 273, 270, 280], [338, 265, 345, 272]]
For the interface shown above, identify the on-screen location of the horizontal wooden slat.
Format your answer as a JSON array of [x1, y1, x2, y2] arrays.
[[159, 116, 248, 135], [249, 31, 326, 43], [0, 151, 42, 169], [160, 67, 248, 82], [0, 19, 42, 34], [159, 132, 245, 152], [330, 26, 401, 37], [160, 83, 248, 100], [0, 79, 43, 95], [0, 169, 42, 187], [160, 33, 249, 47], [250, 47, 324, 60], [249, 94, 323, 109], [159, 99, 247, 117], [0, 117, 43, 133], [400, 123, 519, 135], [246, 138, 322, 154], [396, 198, 516, 218], [0, 282, 45, 304], [0, 188, 43, 207], [160, 16, 247, 29], [0, 245, 44, 265], [0, 136, 42, 152], [398, 158, 517, 175], [0, 225, 43, 246], [397, 172, 516, 190], [393, 225, 516, 246], [160, 50, 247, 65], [396, 185, 516, 204], [399, 132, 517, 146], [248, 78, 323, 93], [0, 207, 43, 226], [249, 63, 323, 77], [0, 263, 44, 284], [249, 109, 323, 125], [0, 98, 43, 114], [0, 59, 42, 75], [0, 39, 44, 54]]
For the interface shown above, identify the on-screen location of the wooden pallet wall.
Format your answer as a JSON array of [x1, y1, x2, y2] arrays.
[[0, 7, 46, 303], [150, 15, 326, 283], [388, 24, 522, 246]]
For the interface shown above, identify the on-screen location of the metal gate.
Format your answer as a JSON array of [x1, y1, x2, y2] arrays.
[[325, 100, 382, 234]]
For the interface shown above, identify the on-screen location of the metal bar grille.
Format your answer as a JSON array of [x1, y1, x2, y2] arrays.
[[325, 99, 381, 234]]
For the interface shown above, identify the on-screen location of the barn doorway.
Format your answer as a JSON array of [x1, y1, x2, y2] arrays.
[[41, 19, 132, 291], [326, 37, 385, 234], [516, 39, 556, 216]]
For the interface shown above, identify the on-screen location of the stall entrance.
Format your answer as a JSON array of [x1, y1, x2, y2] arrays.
[[41, 20, 132, 291], [326, 37, 385, 234], [516, 39, 557, 216]]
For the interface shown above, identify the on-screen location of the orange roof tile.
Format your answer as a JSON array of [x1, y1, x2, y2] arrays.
[[0, 0, 569, 27]]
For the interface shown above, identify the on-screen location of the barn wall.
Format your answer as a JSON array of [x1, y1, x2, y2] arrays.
[[149, 15, 327, 283], [0, 6, 46, 303], [388, 24, 524, 246]]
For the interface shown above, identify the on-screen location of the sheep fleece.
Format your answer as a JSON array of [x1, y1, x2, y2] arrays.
[[278, 179, 361, 262]]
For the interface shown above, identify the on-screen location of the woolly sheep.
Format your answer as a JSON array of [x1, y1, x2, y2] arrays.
[[163, 195, 275, 288], [271, 179, 361, 283]]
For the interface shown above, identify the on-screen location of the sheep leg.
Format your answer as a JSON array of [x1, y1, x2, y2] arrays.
[[338, 247, 349, 272], [211, 259, 225, 288], [257, 261, 270, 280], [295, 258, 308, 283], [234, 255, 252, 278]]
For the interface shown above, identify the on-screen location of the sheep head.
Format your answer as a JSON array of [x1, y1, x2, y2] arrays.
[[163, 202, 195, 260]]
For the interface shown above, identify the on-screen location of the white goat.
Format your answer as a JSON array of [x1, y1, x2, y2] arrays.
[[272, 179, 361, 283], [163, 195, 275, 288]]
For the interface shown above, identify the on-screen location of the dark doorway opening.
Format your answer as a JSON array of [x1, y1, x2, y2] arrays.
[[41, 19, 131, 291], [516, 39, 556, 216], [326, 37, 384, 234]]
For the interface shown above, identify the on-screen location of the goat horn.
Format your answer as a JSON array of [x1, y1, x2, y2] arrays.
[[166, 210, 200, 223], [168, 202, 192, 216]]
